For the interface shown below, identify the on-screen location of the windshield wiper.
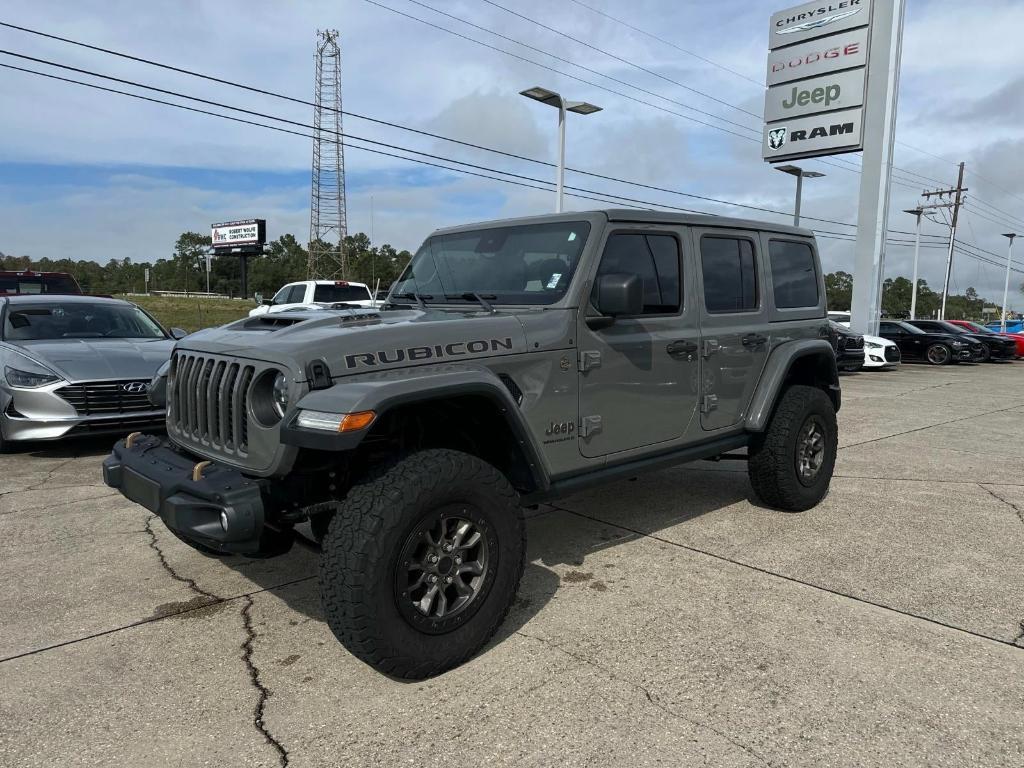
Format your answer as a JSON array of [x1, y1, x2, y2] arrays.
[[390, 292, 433, 310], [446, 292, 497, 314]]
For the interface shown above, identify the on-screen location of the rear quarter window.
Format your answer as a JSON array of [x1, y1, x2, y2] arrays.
[[769, 240, 819, 309]]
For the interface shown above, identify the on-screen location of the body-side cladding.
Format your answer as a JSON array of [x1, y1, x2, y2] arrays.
[[745, 339, 839, 432], [285, 363, 552, 491]]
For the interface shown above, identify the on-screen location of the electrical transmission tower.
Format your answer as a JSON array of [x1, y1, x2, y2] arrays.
[[308, 29, 348, 279]]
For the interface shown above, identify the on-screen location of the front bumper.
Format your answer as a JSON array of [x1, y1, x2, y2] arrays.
[[102, 434, 271, 555]]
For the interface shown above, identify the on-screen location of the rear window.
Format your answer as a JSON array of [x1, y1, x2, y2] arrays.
[[313, 284, 372, 303], [0, 273, 81, 295], [769, 240, 818, 309]]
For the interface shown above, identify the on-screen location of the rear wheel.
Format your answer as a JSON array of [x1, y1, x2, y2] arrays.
[[978, 345, 992, 363], [748, 385, 837, 512], [926, 344, 952, 365], [319, 449, 525, 679]]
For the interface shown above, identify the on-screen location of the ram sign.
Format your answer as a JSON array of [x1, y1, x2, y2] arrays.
[[763, 0, 874, 162], [211, 219, 267, 250]]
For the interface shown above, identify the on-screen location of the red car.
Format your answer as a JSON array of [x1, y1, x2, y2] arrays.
[[949, 320, 1024, 358]]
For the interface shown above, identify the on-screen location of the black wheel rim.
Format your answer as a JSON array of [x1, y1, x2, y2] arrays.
[[395, 505, 493, 634], [928, 345, 948, 364], [795, 415, 827, 486]]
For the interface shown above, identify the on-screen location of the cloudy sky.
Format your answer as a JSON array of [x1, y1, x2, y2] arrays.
[[1, 0, 1023, 307]]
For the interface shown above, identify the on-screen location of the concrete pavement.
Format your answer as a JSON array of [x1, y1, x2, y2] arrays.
[[1, 361, 1022, 767]]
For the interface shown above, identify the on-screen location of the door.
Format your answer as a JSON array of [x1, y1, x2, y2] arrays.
[[696, 231, 771, 431], [577, 229, 700, 458], [268, 283, 308, 313], [879, 321, 919, 358]]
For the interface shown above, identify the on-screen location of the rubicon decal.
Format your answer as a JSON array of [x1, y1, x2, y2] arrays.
[[344, 337, 515, 368]]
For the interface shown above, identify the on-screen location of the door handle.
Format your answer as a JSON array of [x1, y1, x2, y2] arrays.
[[666, 340, 698, 359], [741, 333, 767, 348]]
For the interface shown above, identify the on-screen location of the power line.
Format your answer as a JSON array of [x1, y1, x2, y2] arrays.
[[478, 0, 761, 119], [564, 0, 764, 87]]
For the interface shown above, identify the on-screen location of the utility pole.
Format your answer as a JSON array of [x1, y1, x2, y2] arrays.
[[922, 162, 967, 319]]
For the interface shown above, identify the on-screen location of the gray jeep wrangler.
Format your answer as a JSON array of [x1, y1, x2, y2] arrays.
[[104, 210, 839, 679]]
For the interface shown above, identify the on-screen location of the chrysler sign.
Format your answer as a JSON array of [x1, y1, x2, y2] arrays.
[[763, 0, 874, 162]]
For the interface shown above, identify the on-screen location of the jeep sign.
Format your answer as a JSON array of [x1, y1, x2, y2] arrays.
[[762, 108, 863, 160], [764, 68, 866, 122], [763, 0, 874, 162]]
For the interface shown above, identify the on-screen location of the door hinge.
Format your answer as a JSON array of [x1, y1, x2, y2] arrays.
[[702, 339, 720, 358], [579, 350, 602, 372], [580, 415, 603, 437], [700, 394, 719, 413]]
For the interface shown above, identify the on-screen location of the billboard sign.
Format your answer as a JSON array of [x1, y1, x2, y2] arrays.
[[763, 107, 864, 160], [766, 26, 869, 86], [764, 67, 865, 122], [763, 0, 874, 162], [211, 219, 266, 250], [768, 0, 871, 49]]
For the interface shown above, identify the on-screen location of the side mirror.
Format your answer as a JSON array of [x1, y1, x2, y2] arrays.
[[593, 273, 643, 318], [169, 327, 189, 340], [262, 298, 274, 306]]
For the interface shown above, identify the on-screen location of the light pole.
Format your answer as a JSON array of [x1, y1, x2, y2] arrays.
[[1001, 233, 1017, 332], [775, 165, 825, 226], [904, 207, 924, 319], [520, 86, 602, 213]]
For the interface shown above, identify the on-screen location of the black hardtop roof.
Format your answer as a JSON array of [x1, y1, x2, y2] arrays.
[[431, 209, 814, 239]]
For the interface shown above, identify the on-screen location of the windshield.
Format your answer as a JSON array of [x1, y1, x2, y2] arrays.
[[391, 221, 591, 306], [313, 283, 371, 303], [3, 302, 166, 341], [963, 322, 994, 334], [900, 322, 925, 335]]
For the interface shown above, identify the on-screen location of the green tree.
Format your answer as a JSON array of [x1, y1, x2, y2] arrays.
[[824, 271, 853, 310]]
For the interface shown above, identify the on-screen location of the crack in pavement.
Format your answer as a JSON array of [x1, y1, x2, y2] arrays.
[[838, 401, 1024, 451], [977, 484, 1024, 528], [240, 595, 289, 767], [516, 629, 773, 768], [1, 490, 122, 515], [143, 515, 220, 601]]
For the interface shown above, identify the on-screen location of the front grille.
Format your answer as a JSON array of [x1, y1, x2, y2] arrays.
[[884, 346, 901, 362], [57, 381, 156, 416], [171, 352, 255, 454]]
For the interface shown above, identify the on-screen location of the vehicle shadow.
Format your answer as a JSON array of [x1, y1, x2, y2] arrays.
[[17, 432, 164, 460]]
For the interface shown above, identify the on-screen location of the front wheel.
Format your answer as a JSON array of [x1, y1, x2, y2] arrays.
[[748, 385, 838, 512], [319, 449, 525, 679], [926, 344, 952, 365]]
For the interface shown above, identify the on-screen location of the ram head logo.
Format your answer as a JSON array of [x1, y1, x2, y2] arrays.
[[768, 127, 788, 151]]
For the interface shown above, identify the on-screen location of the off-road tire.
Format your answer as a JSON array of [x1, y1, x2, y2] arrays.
[[320, 449, 526, 679], [926, 343, 952, 365], [748, 385, 837, 512]]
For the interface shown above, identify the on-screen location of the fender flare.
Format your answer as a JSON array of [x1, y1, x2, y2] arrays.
[[745, 339, 839, 432], [280, 364, 550, 491]]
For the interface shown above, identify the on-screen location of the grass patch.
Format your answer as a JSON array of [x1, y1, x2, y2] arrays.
[[120, 294, 253, 333]]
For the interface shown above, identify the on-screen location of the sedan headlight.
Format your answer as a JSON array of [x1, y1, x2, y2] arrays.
[[865, 341, 882, 349], [4, 365, 61, 388]]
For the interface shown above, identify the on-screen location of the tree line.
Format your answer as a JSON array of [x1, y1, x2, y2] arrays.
[[0, 232, 413, 298], [824, 271, 1009, 321]]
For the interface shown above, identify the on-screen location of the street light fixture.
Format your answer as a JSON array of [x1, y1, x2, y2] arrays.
[[1001, 233, 1017, 332], [774, 164, 825, 226], [520, 86, 602, 213], [904, 207, 924, 319]]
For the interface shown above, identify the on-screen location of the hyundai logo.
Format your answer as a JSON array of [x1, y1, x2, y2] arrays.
[[122, 381, 148, 394]]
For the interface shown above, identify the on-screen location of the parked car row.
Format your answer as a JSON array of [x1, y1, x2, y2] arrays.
[[829, 311, 1024, 369]]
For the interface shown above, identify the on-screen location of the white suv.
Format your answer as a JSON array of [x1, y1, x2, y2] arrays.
[[249, 280, 376, 317]]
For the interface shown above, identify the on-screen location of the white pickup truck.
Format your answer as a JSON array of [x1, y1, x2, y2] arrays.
[[249, 280, 377, 317]]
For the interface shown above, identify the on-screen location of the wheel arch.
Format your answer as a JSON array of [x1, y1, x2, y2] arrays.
[[745, 339, 839, 433]]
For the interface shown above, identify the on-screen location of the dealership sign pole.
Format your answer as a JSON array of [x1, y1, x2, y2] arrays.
[[764, 0, 906, 336]]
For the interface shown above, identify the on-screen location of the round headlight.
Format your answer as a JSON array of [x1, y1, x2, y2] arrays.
[[272, 372, 289, 417]]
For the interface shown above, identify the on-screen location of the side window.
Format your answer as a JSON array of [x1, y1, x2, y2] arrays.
[[272, 285, 293, 305], [286, 284, 307, 303], [594, 233, 681, 315], [879, 322, 900, 334], [700, 236, 758, 313], [769, 240, 818, 309]]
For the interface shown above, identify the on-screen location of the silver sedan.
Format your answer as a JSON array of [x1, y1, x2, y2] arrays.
[[0, 294, 183, 450]]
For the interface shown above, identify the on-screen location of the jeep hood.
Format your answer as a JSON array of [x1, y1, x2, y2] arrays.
[[175, 308, 531, 380]]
